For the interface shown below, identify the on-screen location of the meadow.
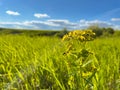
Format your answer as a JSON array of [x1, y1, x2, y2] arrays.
[[0, 30, 120, 90]]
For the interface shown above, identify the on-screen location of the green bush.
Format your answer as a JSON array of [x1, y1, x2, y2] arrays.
[[88, 25, 114, 37]]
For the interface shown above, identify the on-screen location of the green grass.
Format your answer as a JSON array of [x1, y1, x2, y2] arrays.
[[0, 35, 120, 90]]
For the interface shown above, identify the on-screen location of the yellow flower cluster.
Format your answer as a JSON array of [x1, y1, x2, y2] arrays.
[[62, 30, 95, 41]]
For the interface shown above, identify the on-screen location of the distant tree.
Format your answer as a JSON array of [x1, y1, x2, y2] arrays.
[[62, 28, 68, 34], [105, 27, 114, 34], [55, 28, 68, 38], [0, 28, 4, 31], [88, 25, 103, 37], [88, 25, 115, 37], [101, 27, 114, 36]]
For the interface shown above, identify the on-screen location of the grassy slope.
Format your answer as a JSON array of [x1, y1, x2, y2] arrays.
[[0, 28, 63, 37]]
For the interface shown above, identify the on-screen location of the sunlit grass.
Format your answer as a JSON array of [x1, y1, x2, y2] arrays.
[[0, 34, 120, 90]]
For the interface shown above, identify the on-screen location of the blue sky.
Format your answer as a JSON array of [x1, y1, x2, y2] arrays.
[[0, 0, 120, 30]]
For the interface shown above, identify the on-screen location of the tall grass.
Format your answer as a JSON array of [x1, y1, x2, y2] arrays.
[[0, 35, 120, 90], [87, 37, 120, 90]]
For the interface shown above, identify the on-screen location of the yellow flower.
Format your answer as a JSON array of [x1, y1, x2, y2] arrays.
[[80, 36, 86, 41], [62, 34, 68, 41], [62, 29, 95, 41]]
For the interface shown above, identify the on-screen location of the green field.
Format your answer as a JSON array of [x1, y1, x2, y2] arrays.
[[0, 31, 120, 89]]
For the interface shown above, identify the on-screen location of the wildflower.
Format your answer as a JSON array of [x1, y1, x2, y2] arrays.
[[62, 30, 95, 42]]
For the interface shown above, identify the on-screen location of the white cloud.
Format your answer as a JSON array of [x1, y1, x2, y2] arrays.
[[6, 10, 20, 16], [112, 25, 120, 30], [111, 18, 120, 21], [48, 19, 69, 23], [78, 19, 113, 29], [21, 19, 77, 29], [23, 20, 60, 27], [34, 13, 50, 18], [80, 19, 86, 23], [0, 19, 119, 30], [0, 20, 59, 30], [47, 19, 78, 29]]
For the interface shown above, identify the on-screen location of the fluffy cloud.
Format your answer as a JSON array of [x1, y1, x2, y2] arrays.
[[0, 19, 119, 30], [79, 20, 113, 28], [0, 21, 29, 29], [47, 19, 78, 29], [22, 20, 60, 29], [19, 20, 77, 29], [112, 25, 120, 30], [34, 13, 50, 18], [6, 10, 20, 16], [0, 21, 59, 29], [111, 18, 120, 21]]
